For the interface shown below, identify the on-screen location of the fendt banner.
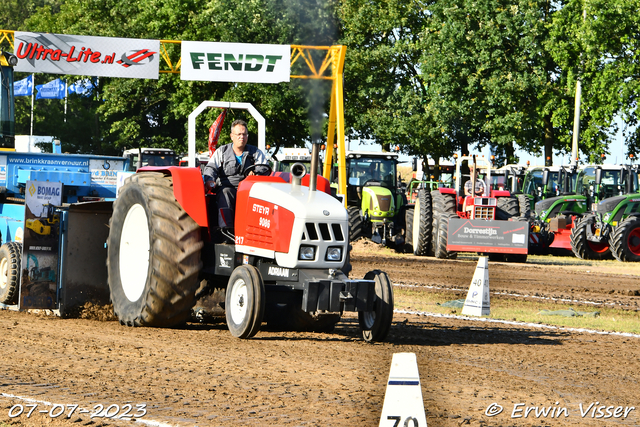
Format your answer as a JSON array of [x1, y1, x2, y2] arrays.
[[181, 41, 290, 83], [14, 32, 160, 79]]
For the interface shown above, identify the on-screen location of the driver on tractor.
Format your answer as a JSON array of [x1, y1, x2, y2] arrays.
[[463, 164, 486, 212], [203, 119, 268, 229]]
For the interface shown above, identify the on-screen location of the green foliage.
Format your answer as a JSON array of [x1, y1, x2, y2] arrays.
[[17, 0, 338, 155]]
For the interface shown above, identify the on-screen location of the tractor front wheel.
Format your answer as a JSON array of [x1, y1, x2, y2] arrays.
[[348, 206, 364, 242], [359, 270, 394, 342], [225, 265, 265, 338], [0, 242, 21, 305], [610, 216, 640, 262], [107, 172, 203, 327], [570, 215, 611, 260]]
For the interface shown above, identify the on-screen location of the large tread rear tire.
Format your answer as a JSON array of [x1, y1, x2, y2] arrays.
[[107, 172, 203, 327], [0, 242, 21, 305], [358, 269, 394, 342], [434, 214, 457, 259], [348, 206, 364, 242], [225, 265, 265, 338], [432, 190, 456, 215], [403, 208, 414, 253], [610, 216, 640, 262], [570, 214, 612, 260], [496, 197, 519, 220], [517, 194, 532, 218], [412, 189, 432, 255]]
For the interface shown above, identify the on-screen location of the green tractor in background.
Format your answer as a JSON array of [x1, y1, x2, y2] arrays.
[[570, 164, 640, 261], [530, 164, 631, 254], [343, 151, 407, 246]]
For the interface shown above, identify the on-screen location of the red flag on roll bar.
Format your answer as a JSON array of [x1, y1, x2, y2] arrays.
[[208, 109, 227, 158]]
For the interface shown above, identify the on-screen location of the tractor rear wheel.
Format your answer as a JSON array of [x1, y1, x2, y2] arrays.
[[225, 265, 265, 338], [517, 195, 532, 218], [412, 189, 432, 255], [610, 216, 640, 262], [432, 190, 456, 215], [359, 269, 394, 342], [0, 242, 21, 305], [570, 215, 612, 260], [434, 214, 457, 259], [496, 197, 519, 220], [348, 206, 364, 242], [403, 207, 414, 253], [107, 172, 203, 327]]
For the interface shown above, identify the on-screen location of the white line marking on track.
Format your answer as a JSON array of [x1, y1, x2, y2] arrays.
[[393, 309, 640, 339]]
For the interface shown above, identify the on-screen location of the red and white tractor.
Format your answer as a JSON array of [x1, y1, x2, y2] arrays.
[[408, 155, 529, 261], [106, 102, 394, 341]]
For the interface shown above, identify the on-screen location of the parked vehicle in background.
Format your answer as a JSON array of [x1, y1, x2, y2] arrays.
[[407, 155, 529, 261], [570, 164, 640, 261], [123, 148, 178, 171]]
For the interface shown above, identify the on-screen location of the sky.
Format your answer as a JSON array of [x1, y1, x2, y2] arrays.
[[347, 127, 629, 167]]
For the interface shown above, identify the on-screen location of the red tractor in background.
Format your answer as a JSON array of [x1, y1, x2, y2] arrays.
[[406, 155, 529, 261], [105, 102, 394, 342]]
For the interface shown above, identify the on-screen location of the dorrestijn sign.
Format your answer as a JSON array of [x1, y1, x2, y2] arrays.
[[14, 32, 160, 79], [181, 41, 290, 84]]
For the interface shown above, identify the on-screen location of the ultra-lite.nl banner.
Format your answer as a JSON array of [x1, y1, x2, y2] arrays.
[[181, 41, 290, 84], [14, 32, 160, 79]]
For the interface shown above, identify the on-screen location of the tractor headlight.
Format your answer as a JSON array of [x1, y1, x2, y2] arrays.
[[603, 212, 611, 222], [325, 247, 342, 261], [299, 245, 316, 260]]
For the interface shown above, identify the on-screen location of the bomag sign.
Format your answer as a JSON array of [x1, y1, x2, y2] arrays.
[[181, 41, 290, 84]]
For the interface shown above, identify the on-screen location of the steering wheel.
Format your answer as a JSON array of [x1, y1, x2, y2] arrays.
[[243, 163, 273, 178]]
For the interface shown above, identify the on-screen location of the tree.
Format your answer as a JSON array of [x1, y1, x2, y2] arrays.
[[550, 0, 640, 161], [338, 0, 456, 165], [21, 0, 339, 154]]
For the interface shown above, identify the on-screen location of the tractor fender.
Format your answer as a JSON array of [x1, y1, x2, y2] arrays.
[[491, 190, 512, 198], [138, 166, 208, 228], [437, 187, 456, 195]]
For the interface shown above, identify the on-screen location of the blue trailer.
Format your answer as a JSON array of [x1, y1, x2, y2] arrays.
[[0, 51, 129, 314]]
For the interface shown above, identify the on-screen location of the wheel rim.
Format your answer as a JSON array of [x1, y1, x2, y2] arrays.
[[229, 278, 249, 325], [412, 197, 421, 249], [583, 220, 609, 254], [361, 310, 376, 329], [628, 227, 640, 255], [119, 203, 150, 302], [587, 240, 609, 254], [0, 256, 7, 290]]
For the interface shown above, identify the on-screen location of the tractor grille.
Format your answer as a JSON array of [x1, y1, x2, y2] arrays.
[[302, 222, 346, 242], [474, 206, 495, 220], [376, 195, 392, 212]]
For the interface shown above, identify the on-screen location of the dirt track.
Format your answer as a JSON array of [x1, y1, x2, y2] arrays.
[[1, 244, 640, 427]]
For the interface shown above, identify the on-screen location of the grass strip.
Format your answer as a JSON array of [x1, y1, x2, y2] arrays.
[[394, 287, 640, 335]]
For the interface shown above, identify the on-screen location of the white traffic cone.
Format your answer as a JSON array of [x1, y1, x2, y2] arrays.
[[379, 353, 428, 427], [461, 256, 490, 316]]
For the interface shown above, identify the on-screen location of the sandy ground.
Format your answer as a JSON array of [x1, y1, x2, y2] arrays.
[[1, 242, 639, 427]]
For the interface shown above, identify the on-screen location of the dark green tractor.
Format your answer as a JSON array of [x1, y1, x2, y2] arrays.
[[570, 164, 640, 261]]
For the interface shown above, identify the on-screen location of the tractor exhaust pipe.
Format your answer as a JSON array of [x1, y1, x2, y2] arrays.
[[309, 143, 320, 192], [290, 162, 307, 188]]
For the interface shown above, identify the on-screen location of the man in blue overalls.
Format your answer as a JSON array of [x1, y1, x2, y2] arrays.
[[203, 119, 267, 229]]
